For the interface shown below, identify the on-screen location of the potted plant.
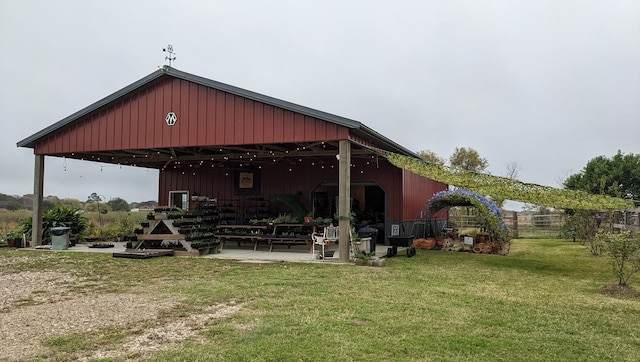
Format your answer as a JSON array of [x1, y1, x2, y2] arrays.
[[4, 230, 24, 248], [303, 213, 313, 223], [273, 213, 297, 224], [313, 217, 334, 225], [352, 248, 374, 266]]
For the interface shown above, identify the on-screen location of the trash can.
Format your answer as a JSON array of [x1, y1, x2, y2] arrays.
[[51, 227, 71, 250]]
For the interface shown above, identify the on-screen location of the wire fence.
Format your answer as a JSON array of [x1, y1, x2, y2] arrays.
[[448, 210, 639, 239]]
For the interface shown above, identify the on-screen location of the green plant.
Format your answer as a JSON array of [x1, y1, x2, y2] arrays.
[[562, 210, 601, 254], [18, 204, 88, 244], [387, 152, 634, 210], [335, 211, 355, 223], [115, 214, 136, 238], [154, 206, 182, 213], [312, 217, 333, 225], [428, 188, 511, 247], [273, 213, 297, 224], [168, 210, 187, 219], [564, 151, 640, 204], [597, 230, 640, 286], [4, 228, 23, 240], [250, 217, 274, 225], [350, 233, 373, 263]]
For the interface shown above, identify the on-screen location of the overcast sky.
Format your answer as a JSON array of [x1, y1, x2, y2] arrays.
[[1, 0, 639, 208]]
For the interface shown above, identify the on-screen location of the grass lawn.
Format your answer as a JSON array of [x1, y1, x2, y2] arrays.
[[2, 239, 640, 361]]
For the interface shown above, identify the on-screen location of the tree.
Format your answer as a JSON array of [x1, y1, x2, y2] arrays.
[[86, 193, 108, 228], [416, 149, 445, 165], [130, 200, 158, 209], [490, 161, 523, 207], [0, 193, 22, 210], [87, 193, 102, 204], [561, 210, 600, 254], [504, 161, 522, 180], [84, 202, 110, 213], [564, 151, 640, 203], [449, 147, 489, 172], [61, 198, 83, 209], [107, 197, 130, 212]]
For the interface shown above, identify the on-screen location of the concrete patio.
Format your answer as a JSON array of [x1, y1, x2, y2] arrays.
[[29, 241, 388, 263]]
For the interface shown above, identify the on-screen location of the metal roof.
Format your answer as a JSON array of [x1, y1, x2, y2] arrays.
[[17, 66, 418, 157]]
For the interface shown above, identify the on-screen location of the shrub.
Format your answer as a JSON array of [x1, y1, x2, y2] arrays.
[[562, 210, 600, 255], [18, 204, 88, 244], [597, 230, 640, 286]]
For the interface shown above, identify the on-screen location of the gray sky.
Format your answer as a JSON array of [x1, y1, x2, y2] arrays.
[[1, 0, 639, 208]]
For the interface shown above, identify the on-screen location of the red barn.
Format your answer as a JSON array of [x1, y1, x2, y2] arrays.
[[18, 66, 447, 260]]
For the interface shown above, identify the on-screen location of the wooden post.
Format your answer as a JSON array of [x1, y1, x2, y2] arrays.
[[32, 154, 45, 246], [512, 211, 519, 239], [338, 140, 351, 263]]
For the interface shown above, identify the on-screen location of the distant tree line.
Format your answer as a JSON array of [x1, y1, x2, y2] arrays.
[[0, 193, 157, 212]]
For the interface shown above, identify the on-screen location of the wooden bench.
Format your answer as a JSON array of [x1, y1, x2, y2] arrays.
[[265, 236, 313, 252]]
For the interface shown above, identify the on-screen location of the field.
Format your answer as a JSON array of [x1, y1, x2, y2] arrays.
[[1, 239, 639, 361], [0, 210, 147, 244]]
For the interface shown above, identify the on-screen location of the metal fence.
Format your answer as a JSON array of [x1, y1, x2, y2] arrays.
[[448, 212, 565, 239], [450, 210, 639, 239], [509, 213, 565, 238]]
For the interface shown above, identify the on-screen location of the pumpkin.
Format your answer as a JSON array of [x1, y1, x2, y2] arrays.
[[423, 238, 436, 250]]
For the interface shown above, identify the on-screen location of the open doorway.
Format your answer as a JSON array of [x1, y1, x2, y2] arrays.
[[311, 182, 386, 244], [168, 190, 189, 210]]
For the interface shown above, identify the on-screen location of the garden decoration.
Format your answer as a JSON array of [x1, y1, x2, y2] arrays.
[[428, 188, 511, 251], [387, 153, 634, 210]]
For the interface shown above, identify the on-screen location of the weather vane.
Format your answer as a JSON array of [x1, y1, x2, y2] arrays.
[[162, 44, 176, 66]]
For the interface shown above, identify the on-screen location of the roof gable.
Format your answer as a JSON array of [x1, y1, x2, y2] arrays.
[[17, 66, 416, 156]]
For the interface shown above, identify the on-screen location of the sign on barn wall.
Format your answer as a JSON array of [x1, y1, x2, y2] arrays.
[[165, 112, 177, 126]]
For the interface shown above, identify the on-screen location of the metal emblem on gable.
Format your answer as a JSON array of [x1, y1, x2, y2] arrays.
[[165, 112, 177, 126]]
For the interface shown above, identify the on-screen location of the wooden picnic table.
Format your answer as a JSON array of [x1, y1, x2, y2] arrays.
[[215, 225, 268, 250]]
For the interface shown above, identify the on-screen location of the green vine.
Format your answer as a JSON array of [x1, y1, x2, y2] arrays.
[[429, 189, 511, 246], [387, 153, 634, 210]]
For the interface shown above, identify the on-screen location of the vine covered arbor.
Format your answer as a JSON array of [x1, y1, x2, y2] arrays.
[[386, 153, 637, 247]]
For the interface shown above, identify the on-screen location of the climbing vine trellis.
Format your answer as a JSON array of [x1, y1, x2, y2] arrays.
[[386, 153, 634, 210], [428, 188, 511, 246]]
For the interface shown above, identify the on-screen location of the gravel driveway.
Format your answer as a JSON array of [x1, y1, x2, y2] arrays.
[[0, 255, 243, 361]]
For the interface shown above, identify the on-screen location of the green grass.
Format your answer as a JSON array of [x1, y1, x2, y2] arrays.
[[2, 239, 640, 361]]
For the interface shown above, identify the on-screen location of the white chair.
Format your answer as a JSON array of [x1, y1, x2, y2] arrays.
[[348, 228, 371, 259], [323, 224, 339, 243], [312, 232, 328, 261], [313, 224, 339, 261]]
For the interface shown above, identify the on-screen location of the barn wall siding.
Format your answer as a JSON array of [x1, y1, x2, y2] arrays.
[[401, 169, 448, 220], [30, 72, 447, 226], [158, 157, 413, 221], [34, 78, 347, 154]]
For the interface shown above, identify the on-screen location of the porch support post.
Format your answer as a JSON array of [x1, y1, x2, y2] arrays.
[[32, 154, 45, 246], [338, 140, 351, 262]]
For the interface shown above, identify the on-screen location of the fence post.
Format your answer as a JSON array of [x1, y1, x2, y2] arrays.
[[512, 211, 519, 239]]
